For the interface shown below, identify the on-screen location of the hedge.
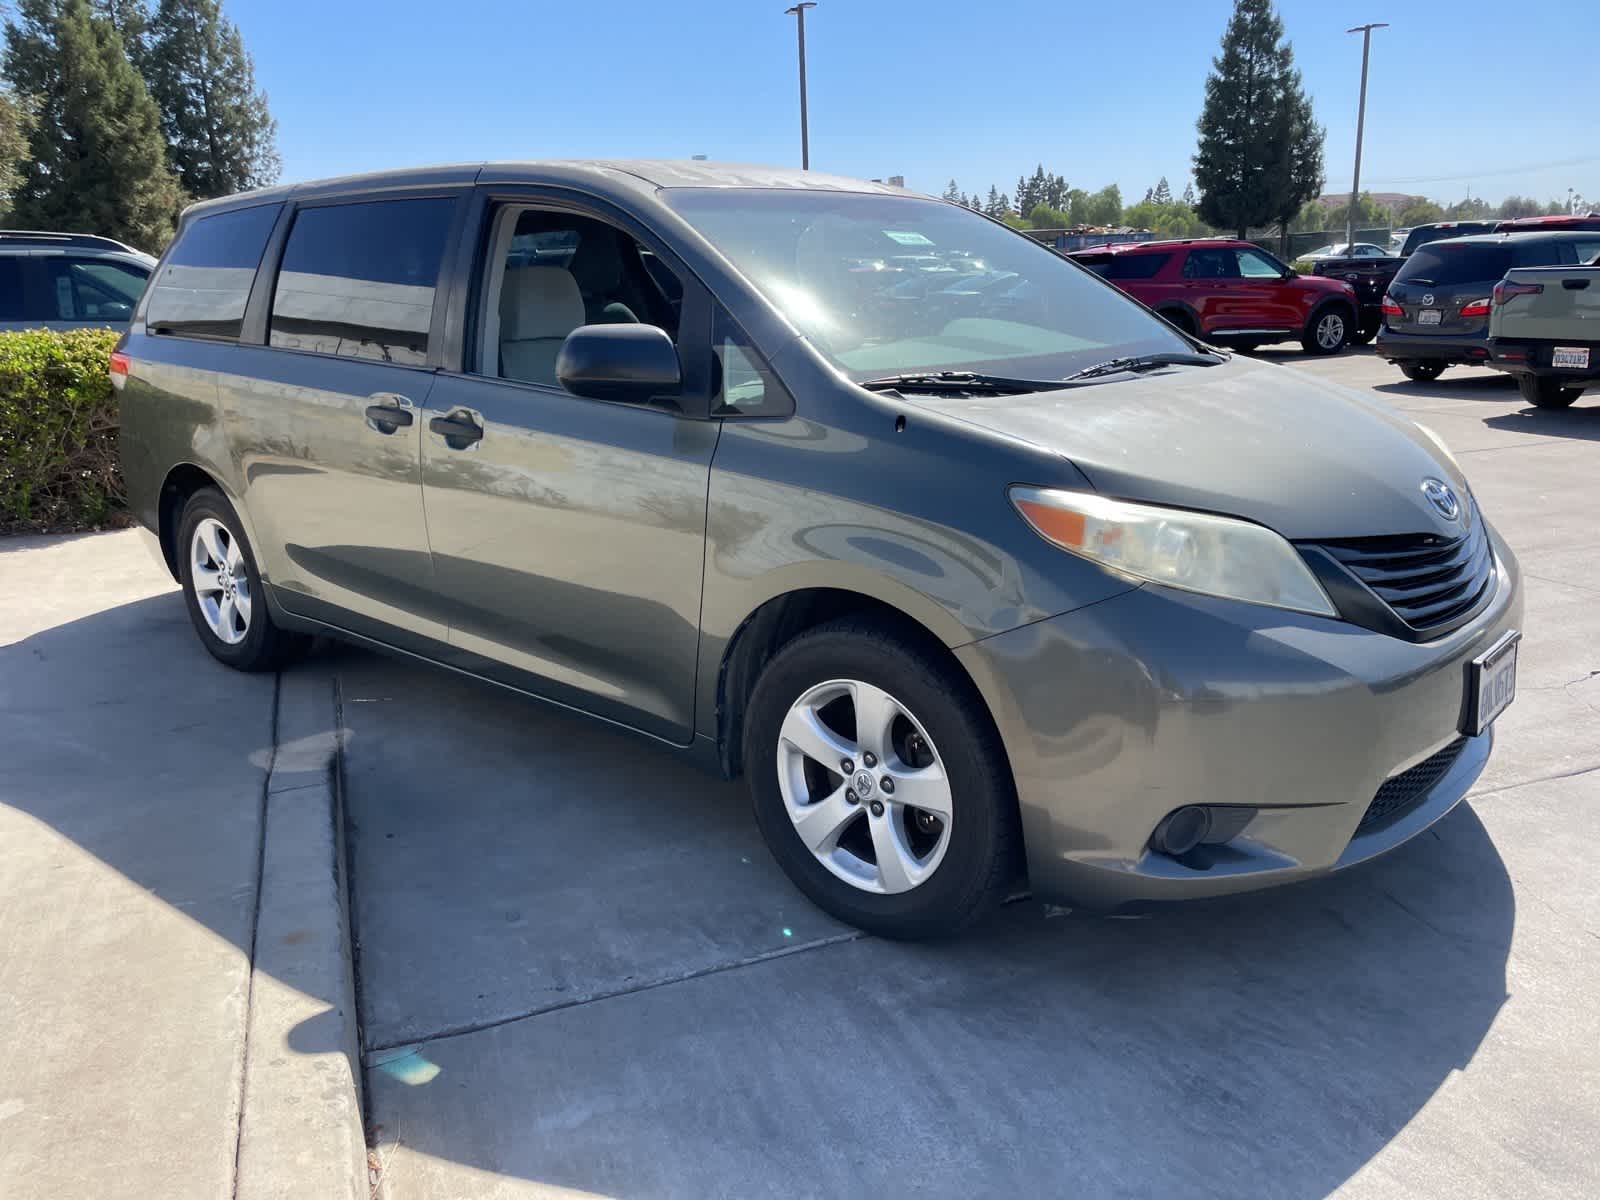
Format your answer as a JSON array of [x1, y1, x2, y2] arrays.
[[0, 328, 125, 533]]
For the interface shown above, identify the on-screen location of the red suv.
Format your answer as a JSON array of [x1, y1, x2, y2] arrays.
[[1070, 239, 1359, 355]]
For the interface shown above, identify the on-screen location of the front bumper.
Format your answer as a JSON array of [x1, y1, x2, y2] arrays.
[[955, 528, 1522, 909], [1375, 328, 1492, 365]]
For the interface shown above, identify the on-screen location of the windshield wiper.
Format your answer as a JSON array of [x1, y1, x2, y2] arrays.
[[857, 370, 1069, 395], [1063, 351, 1224, 381]]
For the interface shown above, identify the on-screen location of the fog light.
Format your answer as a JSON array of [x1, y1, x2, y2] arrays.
[[1150, 806, 1212, 856]]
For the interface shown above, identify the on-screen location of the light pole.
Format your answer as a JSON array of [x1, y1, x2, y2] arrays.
[[1345, 22, 1387, 250], [785, 3, 817, 169]]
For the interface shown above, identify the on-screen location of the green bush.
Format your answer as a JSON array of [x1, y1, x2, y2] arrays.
[[0, 327, 124, 533]]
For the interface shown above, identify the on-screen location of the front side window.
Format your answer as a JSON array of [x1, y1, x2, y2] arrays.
[[664, 189, 1188, 381], [483, 206, 683, 388], [270, 197, 455, 364], [1235, 248, 1284, 278], [44, 258, 149, 321], [146, 203, 281, 339]]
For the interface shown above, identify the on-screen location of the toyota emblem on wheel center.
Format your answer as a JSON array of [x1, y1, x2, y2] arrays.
[[1421, 477, 1461, 521]]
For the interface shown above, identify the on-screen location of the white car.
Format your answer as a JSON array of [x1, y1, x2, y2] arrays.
[[1296, 242, 1391, 264]]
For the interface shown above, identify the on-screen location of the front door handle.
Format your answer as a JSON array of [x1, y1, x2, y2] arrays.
[[428, 411, 484, 450], [364, 394, 415, 435], [1563, 277, 1591, 290]]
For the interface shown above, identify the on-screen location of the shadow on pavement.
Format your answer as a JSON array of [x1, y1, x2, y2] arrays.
[[343, 648, 1519, 1199], [1482, 403, 1600, 443], [1371, 371, 1519, 401], [3, 592, 1518, 1199]]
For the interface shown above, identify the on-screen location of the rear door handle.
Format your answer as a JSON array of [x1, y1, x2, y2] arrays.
[[364, 394, 415, 434], [428, 411, 484, 450], [1562, 278, 1590, 290]]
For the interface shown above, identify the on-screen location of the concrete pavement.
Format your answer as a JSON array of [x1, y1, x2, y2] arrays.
[[0, 532, 363, 1199]]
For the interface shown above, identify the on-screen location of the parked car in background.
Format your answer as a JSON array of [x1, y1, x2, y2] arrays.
[[1070, 238, 1358, 354], [1492, 212, 1600, 235], [0, 231, 155, 331], [1294, 242, 1390, 264], [1399, 221, 1498, 257], [1377, 231, 1600, 381], [116, 161, 1520, 938], [1306, 246, 1403, 344], [1487, 257, 1600, 407]]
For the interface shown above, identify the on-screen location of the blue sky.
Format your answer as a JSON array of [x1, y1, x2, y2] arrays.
[[231, 0, 1598, 208]]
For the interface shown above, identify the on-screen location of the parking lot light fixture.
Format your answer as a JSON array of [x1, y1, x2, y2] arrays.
[[785, 3, 818, 169], [1345, 23, 1388, 250]]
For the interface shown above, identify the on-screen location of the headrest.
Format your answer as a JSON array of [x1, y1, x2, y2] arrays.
[[500, 266, 584, 342]]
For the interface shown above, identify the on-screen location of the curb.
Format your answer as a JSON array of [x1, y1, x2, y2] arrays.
[[235, 667, 366, 1200]]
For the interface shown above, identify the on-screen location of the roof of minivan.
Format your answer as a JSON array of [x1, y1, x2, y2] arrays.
[[1412, 230, 1600, 247], [183, 160, 909, 220]]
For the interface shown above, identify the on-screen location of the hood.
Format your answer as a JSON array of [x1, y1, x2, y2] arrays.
[[929, 356, 1467, 541]]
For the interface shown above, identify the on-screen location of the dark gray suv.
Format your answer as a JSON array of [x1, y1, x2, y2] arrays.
[[0, 230, 154, 331], [116, 162, 1523, 938]]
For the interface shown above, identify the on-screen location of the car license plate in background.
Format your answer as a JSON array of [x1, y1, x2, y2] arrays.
[[1468, 631, 1519, 736], [1419, 309, 1443, 325], [1553, 346, 1590, 369]]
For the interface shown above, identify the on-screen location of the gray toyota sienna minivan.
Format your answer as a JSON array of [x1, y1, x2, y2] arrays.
[[116, 162, 1523, 938]]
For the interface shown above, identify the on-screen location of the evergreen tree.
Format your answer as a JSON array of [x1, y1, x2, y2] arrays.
[[1192, 0, 1324, 238], [3, 0, 181, 247], [93, 0, 148, 68], [144, 0, 279, 198], [1152, 176, 1173, 204], [0, 89, 35, 219], [1181, 181, 1196, 206], [1014, 173, 1028, 213], [997, 190, 1011, 217], [984, 184, 1001, 217], [942, 178, 961, 203], [1142, 187, 1153, 204]]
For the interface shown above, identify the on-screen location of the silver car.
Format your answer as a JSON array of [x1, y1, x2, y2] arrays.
[[115, 162, 1522, 938], [0, 231, 154, 331]]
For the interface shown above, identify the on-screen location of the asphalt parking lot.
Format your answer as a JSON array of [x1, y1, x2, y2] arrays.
[[348, 349, 1600, 1198], [4, 350, 1597, 1199]]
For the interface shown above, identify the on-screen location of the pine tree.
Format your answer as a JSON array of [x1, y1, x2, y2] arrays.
[[1014, 174, 1028, 215], [1152, 176, 1173, 205], [997, 191, 1010, 217], [3, 0, 182, 247], [144, 0, 278, 198], [1181, 181, 1196, 206], [942, 178, 961, 203], [0, 90, 34, 219], [1192, 0, 1324, 238], [93, 0, 148, 68], [984, 184, 1002, 217]]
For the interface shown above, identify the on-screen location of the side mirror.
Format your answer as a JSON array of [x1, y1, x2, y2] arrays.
[[556, 324, 681, 405]]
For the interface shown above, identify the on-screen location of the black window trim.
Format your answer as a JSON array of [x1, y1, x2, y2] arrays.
[[242, 185, 474, 364], [437, 184, 721, 421], [140, 198, 285, 343]]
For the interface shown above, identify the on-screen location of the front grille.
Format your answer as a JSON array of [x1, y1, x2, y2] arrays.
[[1357, 738, 1469, 835], [1304, 519, 1493, 637]]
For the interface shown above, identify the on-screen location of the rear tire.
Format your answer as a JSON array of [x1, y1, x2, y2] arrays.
[[1302, 304, 1352, 355], [742, 617, 1021, 940], [1400, 360, 1446, 383], [176, 488, 308, 672], [1517, 374, 1583, 409]]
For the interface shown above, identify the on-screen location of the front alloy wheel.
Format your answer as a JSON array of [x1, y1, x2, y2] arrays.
[[777, 679, 953, 895]]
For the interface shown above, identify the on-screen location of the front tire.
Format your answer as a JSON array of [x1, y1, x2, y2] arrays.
[[1302, 305, 1352, 355], [742, 617, 1021, 939], [1400, 360, 1446, 383], [1517, 374, 1583, 409], [177, 488, 307, 671]]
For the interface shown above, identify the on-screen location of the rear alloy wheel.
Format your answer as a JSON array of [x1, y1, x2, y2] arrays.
[[177, 488, 307, 671], [1517, 374, 1583, 409], [1302, 306, 1351, 355], [744, 618, 1019, 939], [1400, 360, 1446, 383]]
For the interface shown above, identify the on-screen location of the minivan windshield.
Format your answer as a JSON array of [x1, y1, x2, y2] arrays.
[[664, 189, 1193, 381]]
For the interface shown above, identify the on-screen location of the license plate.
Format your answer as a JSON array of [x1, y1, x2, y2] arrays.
[[1418, 308, 1443, 325], [1552, 346, 1590, 369], [1466, 631, 1519, 736]]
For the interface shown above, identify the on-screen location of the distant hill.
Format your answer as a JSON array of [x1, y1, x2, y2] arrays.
[[1315, 192, 1424, 213]]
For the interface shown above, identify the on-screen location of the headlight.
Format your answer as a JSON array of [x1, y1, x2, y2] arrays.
[[1010, 486, 1337, 617], [1414, 422, 1462, 472]]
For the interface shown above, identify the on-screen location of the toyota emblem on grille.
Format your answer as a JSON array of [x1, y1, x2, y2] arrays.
[[1421, 477, 1461, 521], [1421, 292, 1435, 306]]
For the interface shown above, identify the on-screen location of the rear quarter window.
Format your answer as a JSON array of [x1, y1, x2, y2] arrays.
[[0, 257, 25, 320], [1080, 252, 1170, 281], [146, 203, 282, 339]]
